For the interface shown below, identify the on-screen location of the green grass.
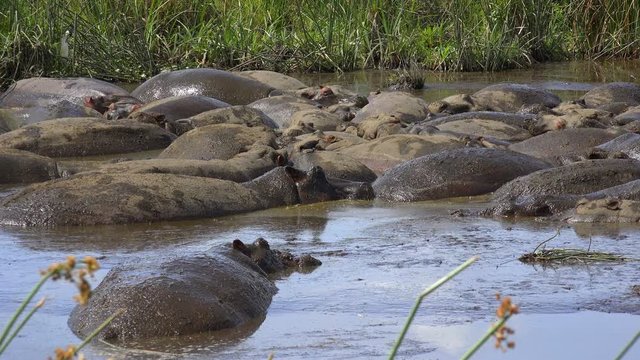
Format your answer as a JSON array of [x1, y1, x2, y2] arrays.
[[0, 0, 638, 90]]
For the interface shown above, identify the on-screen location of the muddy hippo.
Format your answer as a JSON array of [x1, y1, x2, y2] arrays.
[[427, 94, 487, 115], [567, 198, 640, 223], [336, 133, 473, 175], [68, 238, 320, 343], [0, 165, 339, 226], [614, 105, 640, 125], [0, 148, 60, 184], [166, 106, 278, 135], [288, 108, 345, 132], [427, 116, 531, 142], [594, 133, 640, 160], [248, 95, 320, 128], [472, 83, 561, 113], [508, 128, 624, 165], [237, 70, 307, 90], [580, 82, 640, 108], [373, 148, 551, 201], [158, 123, 277, 161], [81, 145, 285, 182], [130, 95, 231, 123], [352, 91, 429, 125], [131, 68, 276, 105], [0, 77, 129, 127], [0, 117, 176, 158], [289, 150, 377, 183]]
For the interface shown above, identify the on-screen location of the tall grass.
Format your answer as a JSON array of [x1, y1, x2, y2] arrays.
[[0, 0, 638, 90]]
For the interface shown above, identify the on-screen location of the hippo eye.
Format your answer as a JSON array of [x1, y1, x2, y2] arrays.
[[255, 237, 270, 249]]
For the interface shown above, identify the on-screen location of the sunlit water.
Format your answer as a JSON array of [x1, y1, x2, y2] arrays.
[[2, 60, 640, 359]]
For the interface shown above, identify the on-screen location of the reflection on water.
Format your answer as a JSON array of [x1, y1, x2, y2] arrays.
[[293, 59, 640, 102], [1, 200, 638, 359]]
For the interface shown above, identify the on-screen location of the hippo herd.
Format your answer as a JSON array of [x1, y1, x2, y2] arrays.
[[2, 68, 640, 346]]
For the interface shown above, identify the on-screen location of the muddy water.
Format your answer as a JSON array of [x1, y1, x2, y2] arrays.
[[2, 61, 640, 359]]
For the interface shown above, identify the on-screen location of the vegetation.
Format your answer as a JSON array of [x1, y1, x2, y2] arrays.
[[0, 0, 638, 89]]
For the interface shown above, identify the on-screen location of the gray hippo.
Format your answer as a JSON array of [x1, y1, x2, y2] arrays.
[[594, 133, 640, 160], [0, 77, 129, 127], [472, 83, 561, 113], [0, 117, 176, 158], [0, 149, 60, 184], [487, 159, 640, 217], [427, 94, 487, 115], [424, 114, 532, 142], [0, 166, 339, 226], [508, 128, 624, 165], [68, 238, 321, 343], [580, 82, 640, 108], [373, 148, 551, 201], [131, 68, 276, 105]]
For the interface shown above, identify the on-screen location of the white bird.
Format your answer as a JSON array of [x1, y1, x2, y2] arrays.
[[60, 30, 70, 58]]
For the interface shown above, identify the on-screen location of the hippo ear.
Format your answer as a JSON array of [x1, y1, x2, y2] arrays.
[[284, 166, 307, 183], [255, 237, 271, 250], [232, 239, 251, 257]]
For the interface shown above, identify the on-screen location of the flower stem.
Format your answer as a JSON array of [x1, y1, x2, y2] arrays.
[[387, 256, 479, 360], [73, 308, 124, 355], [460, 314, 511, 360], [614, 330, 640, 360]]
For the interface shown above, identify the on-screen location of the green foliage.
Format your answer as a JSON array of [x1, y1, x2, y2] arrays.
[[0, 0, 638, 89]]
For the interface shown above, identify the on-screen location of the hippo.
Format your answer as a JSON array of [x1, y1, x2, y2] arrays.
[[508, 128, 624, 165], [79, 145, 285, 182], [0, 148, 60, 184], [0, 117, 176, 158], [0, 165, 340, 226], [158, 123, 277, 161], [531, 111, 610, 135], [567, 198, 640, 223], [614, 105, 640, 125], [237, 70, 307, 90], [427, 94, 488, 115], [336, 133, 473, 175], [594, 133, 640, 160], [289, 131, 366, 152], [289, 150, 377, 183], [68, 238, 321, 343], [580, 82, 640, 108], [352, 91, 429, 125], [426, 116, 532, 142], [488, 159, 640, 216], [372, 148, 551, 202], [248, 95, 320, 128], [472, 83, 561, 113], [288, 108, 345, 132], [0, 77, 129, 127], [166, 106, 278, 136], [129, 95, 231, 123], [131, 68, 276, 105], [295, 85, 368, 108]]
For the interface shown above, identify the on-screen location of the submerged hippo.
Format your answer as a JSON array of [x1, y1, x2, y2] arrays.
[[472, 83, 561, 113], [0, 148, 60, 184], [68, 238, 321, 343], [373, 148, 551, 201], [580, 82, 640, 108], [0, 166, 340, 226], [131, 68, 276, 105]]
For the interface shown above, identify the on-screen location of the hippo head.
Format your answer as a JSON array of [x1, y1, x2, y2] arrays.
[[232, 238, 321, 274], [285, 166, 340, 204]]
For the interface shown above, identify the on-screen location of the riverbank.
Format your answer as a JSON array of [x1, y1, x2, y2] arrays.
[[1, 0, 638, 90]]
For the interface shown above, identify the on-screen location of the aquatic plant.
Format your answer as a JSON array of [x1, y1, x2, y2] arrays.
[[0, 256, 118, 359], [519, 230, 635, 265]]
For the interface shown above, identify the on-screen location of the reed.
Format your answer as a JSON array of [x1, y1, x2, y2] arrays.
[[0, 0, 638, 89]]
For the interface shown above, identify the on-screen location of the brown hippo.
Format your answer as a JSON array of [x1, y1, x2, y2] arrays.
[[427, 94, 488, 115], [0, 166, 340, 226], [158, 123, 277, 161], [352, 91, 429, 125], [0, 148, 60, 184], [580, 82, 640, 108], [424, 112, 533, 142], [131, 68, 276, 105], [472, 83, 561, 113], [508, 128, 624, 165], [289, 150, 377, 183], [288, 108, 345, 132], [567, 198, 640, 223], [0, 117, 176, 158], [372, 148, 551, 201], [68, 238, 320, 344], [614, 105, 640, 125]]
